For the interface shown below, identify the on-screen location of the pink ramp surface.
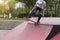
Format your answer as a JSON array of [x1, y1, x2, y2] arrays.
[[51, 33, 60, 40], [0, 22, 53, 40]]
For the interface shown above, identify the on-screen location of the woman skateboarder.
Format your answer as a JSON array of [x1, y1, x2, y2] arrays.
[[24, 0, 46, 25]]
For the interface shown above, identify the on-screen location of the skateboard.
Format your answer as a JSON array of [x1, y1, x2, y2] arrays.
[[24, 17, 40, 25]]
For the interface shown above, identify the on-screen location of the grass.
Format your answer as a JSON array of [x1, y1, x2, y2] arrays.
[[0, 17, 23, 20]]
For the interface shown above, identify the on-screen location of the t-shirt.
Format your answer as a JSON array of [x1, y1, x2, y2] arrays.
[[36, 0, 46, 9]]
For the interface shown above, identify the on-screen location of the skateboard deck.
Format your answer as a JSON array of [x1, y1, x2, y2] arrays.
[[28, 19, 40, 25], [28, 19, 36, 23], [24, 17, 36, 23], [24, 17, 40, 25]]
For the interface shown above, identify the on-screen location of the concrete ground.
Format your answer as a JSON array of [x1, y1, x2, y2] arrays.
[[0, 20, 23, 36]]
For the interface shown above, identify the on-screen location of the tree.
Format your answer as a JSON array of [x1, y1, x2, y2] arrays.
[[8, 0, 15, 12], [15, 0, 36, 13], [7, 0, 16, 18], [0, 0, 8, 14], [0, 0, 16, 18], [15, 0, 60, 17]]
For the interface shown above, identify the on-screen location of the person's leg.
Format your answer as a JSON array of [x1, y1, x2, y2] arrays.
[[27, 7, 37, 18], [24, 7, 38, 21], [37, 14, 42, 23], [37, 8, 43, 23]]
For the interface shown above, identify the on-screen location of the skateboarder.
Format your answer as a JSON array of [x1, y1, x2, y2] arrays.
[[24, 0, 46, 25]]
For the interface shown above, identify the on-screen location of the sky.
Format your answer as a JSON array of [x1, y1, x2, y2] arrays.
[[15, 2, 25, 9]]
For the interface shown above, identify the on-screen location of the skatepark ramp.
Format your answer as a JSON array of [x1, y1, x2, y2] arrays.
[[0, 17, 60, 40]]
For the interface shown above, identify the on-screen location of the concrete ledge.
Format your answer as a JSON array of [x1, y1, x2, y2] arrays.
[[31, 17, 60, 25]]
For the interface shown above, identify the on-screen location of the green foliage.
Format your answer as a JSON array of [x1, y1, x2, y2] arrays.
[[15, 0, 37, 13], [0, 0, 16, 15], [0, 3, 7, 14], [45, 0, 60, 17], [16, 0, 36, 8], [0, 0, 60, 17], [7, 0, 16, 13], [12, 8, 27, 17], [15, 0, 60, 17]]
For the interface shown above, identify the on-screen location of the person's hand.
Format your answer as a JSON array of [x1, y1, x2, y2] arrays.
[[44, 8, 46, 10], [42, 13, 44, 17]]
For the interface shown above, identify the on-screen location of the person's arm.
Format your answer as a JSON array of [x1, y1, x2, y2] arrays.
[[29, 4, 37, 13], [42, 1, 46, 16], [43, 1, 46, 10], [42, 11, 44, 17], [43, 5, 46, 10]]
